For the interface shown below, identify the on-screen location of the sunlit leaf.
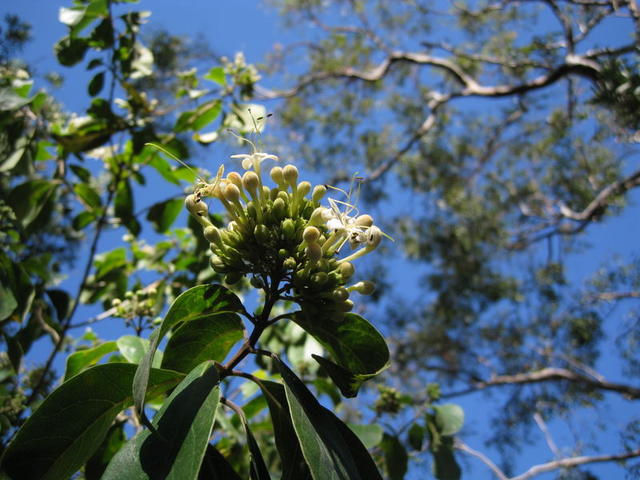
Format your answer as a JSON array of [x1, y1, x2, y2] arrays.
[[64, 341, 118, 380]]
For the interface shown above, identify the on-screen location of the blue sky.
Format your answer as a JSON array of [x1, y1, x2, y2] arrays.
[[3, 1, 639, 479]]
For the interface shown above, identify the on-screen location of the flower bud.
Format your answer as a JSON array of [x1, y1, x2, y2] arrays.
[[339, 262, 355, 280], [270, 166, 285, 186], [242, 171, 260, 193], [297, 181, 311, 198], [303, 226, 320, 244], [283, 257, 297, 270], [310, 272, 328, 288], [306, 242, 323, 263], [283, 164, 298, 186], [353, 281, 376, 295], [308, 207, 326, 226], [338, 300, 354, 312], [312, 184, 327, 202], [272, 197, 286, 219], [254, 224, 271, 244], [367, 226, 382, 249], [210, 254, 228, 273], [185, 194, 208, 217], [355, 214, 374, 227], [204, 225, 223, 245], [223, 183, 241, 203], [282, 218, 296, 239], [111, 298, 121, 307], [227, 171, 243, 189], [332, 287, 349, 302]]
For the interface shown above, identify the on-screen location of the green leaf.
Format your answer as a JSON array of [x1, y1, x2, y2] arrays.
[[102, 362, 220, 480], [381, 434, 408, 480], [64, 341, 118, 381], [54, 35, 89, 66], [233, 404, 271, 480], [88, 71, 105, 96], [434, 404, 464, 436], [198, 445, 242, 480], [293, 312, 389, 397], [72, 210, 96, 230], [133, 285, 243, 422], [84, 423, 126, 480], [95, 247, 127, 279], [275, 357, 382, 480], [257, 380, 310, 480], [175, 100, 222, 133], [0, 87, 32, 111], [431, 437, 461, 480], [0, 253, 35, 323], [408, 423, 424, 451], [8, 179, 58, 229], [117, 335, 162, 367], [146, 197, 184, 233], [161, 312, 244, 373], [0, 364, 183, 480], [204, 66, 226, 85], [348, 424, 384, 449], [115, 179, 140, 236], [73, 182, 102, 210]]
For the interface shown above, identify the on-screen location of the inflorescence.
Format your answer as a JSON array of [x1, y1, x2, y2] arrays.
[[184, 142, 385, 320]]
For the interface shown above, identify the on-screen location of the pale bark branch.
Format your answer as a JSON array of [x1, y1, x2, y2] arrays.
[[443, 367, 640, 399], [456, 441, 509, 480]]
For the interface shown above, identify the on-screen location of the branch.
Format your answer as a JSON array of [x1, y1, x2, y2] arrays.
[[589, 291, 640, 301], [442, 367, 640, 399], [510, 448, 640, 480], [456, 441, 509, 480]]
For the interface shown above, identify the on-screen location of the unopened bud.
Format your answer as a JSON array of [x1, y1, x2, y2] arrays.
[[355, 214, 373, 227], [227, 171, 243, 189], [282, 218, 296, 239], [306, 242, 323, 263], [283, 257, 297, 270], [297, 181, 311, 198], [242, 171, 260, 193], [308, 207, 326, 226], [283, 164, 298, 186], [310, 271, 328, 287], [332, 287, 349, 302], [303, 226, 320, 244], [272, 197, 286, 219], [210, 254, 228, 273], [185, 194, 208, 216], [312, 185, 327, 202], [339, 262, 355, 280], [367, 226, 382, 249], [353, 281, 375, 295], [270, 166, 285, 186], [223, 183, 241, 203], [254, 224, 271, 243], [204, 225, 223, 245], [338, 300, 354, 312]]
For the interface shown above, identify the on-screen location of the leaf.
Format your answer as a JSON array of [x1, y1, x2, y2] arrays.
[[64, 341, 118, 381], [293, 312, 389, 397], [257, 380, 310, 480], [198, 445, 242, 480], [0, 364, 183, 480], [431, 437, 461, 480], [72, 210, 96, 230], [434, 404, 464, 436], [88, 71, 105, 96], [161, 312, 244, 373], [381, 434, 408, 480], [204, 66, 226, 85], [408, 423, 424, 451], [73, 182, 102, 210], [0, 87, 32, 111], [117, 335, 162, 367], [275, 356, 382, 480], [84, 423, 126, 480], [348, 424, 384, 449], [174, 100, 222, 132], [58, 7, 85, 26], [146, 197, 184, 233], [54, 35, 88, 66], [0, 253, 35, 323], [8, 179, 58, 229], [102, 362, 220, 480], [133, 285, 244, 422], [115, 178, 140, 236], [234, 405, 271, 480]]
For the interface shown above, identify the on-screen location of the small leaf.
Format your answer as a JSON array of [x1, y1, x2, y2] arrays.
[[434, 404, 464, 436], [102, 362, 220, 480], [8, 179, 58, 229], [88, 71, 105, 96], [72, 210, 96, 230], [431, 437, 461, 480], [146, 197, 184, 233], [408, 423, 424, 451], [64, 341, 118, 380], [54, 35, 88, 66], [174, 100, 222, 133], [117, 335, 162, 366], [381, 434, 408, 480], [275, 357, 382, 480], [0, 364, 183, 480], [73, 182, 102, 210], [293, 312, 389, 397], [161, 312, 244, 373], [133, 285, 244, 423], [204, 66, 226, 85], [115, 178, 140, 236], [348, 424, 384, 449]]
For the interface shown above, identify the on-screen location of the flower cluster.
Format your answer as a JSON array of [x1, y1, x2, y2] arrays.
[[185, 145, 384, 320]]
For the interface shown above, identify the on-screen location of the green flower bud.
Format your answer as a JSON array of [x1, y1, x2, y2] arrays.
[[277, 191, 289, 203], [339, 262, 355, 280], [283, 164, 299, 186], [270, 166, 285, 186], [338, 299, 354, 312], [223, 183, 241, 203], [352, 281, 376, 295], [111, 298, 121, 307], [308, 207, 326, 226], [312, 184, 327, 202], [272, 197, 286, 219], [204, 225, 223, 245], [306, 242, 323, 263], [246, 202, 257, 220], [297, 181, 311, 198], [282, 218, 296, 239], [242, 171, 260, 193], [210, 254, 228, 273], [332, 287, 349, 302], [310, 271, 328, 287], [303, 226, 320, 244], [227, 171, 243, 190], [254, 224, 271, 244], [283, 257, 297, 270], [185, 194, 208, 217], [125, 291, 134, 299]]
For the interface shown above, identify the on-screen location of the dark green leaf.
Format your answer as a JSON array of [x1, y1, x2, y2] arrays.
[[381, 434, 408, 480], [431, 437, 461, 480], [115, 179, 140, 236], [232, 405, 271, 480], [8, 179, 58, 229], [74, 182, 102, 210], [198, 445, 242, 480], [102, 362, 220, 480], [146, 197, 184, 233], [161, 312, 244, 373], [275, 357, 382, 480], [133, 285, 243, 422], [408, 423, 424, 451], [293, 312, 389, 397], [72, 210, 96, 230], [84, 423, 126, 480], [434, 404, 464, 436], [0, 253, 35, 323], [175, 100, 222, 132], [64, 341, 118, 381], [88, 71, 105, 96], [0, 364, 183, 480], [257, 380, 310, 480], [204, 67, 226, 85], [2, 333, 23, 373], [54, 35, 89, 66], [348, 424, 384, 449], [70, 164, 92, 182]]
